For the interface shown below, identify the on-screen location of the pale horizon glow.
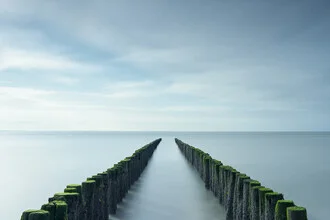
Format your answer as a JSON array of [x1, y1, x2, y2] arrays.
[[0, 0, 329, 131]]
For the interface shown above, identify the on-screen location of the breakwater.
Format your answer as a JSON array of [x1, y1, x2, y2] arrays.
[[175, 138, 308, 220], [21, 138, 161, 220]]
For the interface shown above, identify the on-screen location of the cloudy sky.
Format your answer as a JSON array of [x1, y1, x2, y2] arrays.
[[0, 0, 329, 131]]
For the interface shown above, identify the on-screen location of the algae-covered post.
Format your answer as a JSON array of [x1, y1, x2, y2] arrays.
[[287, 206, 308, 220], [251, 185, 264, 220], [81, 180, 95, 220], [258, 187, 273, 220], [175, 138, 308, 220], [233, 173, 250, 220], [20, 138, 161, 220], [275, 200, 295, 220], [264, 192, 284, 220], [242, 179, 260, 220], [202, 155, 211, 189], [24, 210, 50, 220]]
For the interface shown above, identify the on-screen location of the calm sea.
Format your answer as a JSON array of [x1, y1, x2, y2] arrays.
[[0, 131, 328, 220]]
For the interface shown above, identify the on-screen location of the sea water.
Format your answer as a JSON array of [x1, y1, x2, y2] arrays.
[[0, 131, 328, 220]]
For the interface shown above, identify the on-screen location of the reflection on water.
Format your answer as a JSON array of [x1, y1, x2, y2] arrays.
[[0, 132, 329, 220]]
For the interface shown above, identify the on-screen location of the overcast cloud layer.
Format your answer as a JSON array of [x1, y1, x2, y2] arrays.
[[0, 0, 329, 131]]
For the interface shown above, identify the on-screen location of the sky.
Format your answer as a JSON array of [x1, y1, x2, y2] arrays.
[[0, 0, 329, 131]]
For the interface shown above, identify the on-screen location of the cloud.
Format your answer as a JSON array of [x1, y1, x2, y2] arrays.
[[114, 47, 199, 66], [0, 80, 12, 85], [53, 76, 79, 86], [0, 24, 102, 73], [0, 85, 207, 130], [102, 80, 164, 99], [0, 48, 86, 71], [0, 0, 329, 131], [110, 80, 154, 90]]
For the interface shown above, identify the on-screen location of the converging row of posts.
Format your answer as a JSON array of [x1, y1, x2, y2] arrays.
[[20, 138, 307, 220], [21, 139, 162, 220], [175, 138, 308, 220]]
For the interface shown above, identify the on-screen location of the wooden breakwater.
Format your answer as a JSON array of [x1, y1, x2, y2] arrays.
[[175, 138, 308, 220], [21, 138, 161, 220]]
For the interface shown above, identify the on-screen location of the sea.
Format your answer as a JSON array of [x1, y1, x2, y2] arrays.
[[0, 131, 329, 220]]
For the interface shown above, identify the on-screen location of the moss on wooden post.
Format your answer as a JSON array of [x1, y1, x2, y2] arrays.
[[66, 184, 82, 195], [287, 206, 308, 220], [218, 165, 225, 205], [107, 167, 118, 214], [114, 164, 123, 203], [250, 186, 264, 220], [275, 200, 295, 220], [42, 201, 68, 220], [98, 171, 110, 219], [41, 203, 55, 220], [233, 174, 250, 220], [87, 175, 103, 220], [81, 180, 95, 220], [258, 188, 273, 220], [242, 179, 260, 220], [213, 162, 222, 198], [21, 210, 39, 220], [53, 200, 68, 220], [64, 188, 78, 193], [225, 169, 238, 220], [203, 156, 211, 189], [265, 192, 284, 220], [51, 193, 79, 220], [28, 210, 50, 220]]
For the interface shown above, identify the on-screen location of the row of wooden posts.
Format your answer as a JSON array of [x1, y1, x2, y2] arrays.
[[21, 138, 162, 220], [20, 138, 308, 220], [175, 138, 308, 220]]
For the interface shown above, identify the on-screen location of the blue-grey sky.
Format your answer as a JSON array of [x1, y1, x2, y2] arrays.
[[0, 0, 329, 131]]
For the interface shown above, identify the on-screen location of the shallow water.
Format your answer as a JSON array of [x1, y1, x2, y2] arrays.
[[0, 131, 329, 220]]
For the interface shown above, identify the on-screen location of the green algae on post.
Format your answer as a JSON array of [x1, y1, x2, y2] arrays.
[[233, 174, 250, 220], [287, 206, 308, 220], [41, 203, 55, 219], [53, 200, 68, 220], [53, 192, 80, 200], [275, 200, 295, 220], [249, 180, 261, 187], [82, 180, 96, 202], [87, 175, 102, 187], [21, 209, 39, 220], [250, 185, 264, 220], [52, 193, 80, 220], [66, 184, 82, 194], [28, 210, 50, 220], [82, 180, 96, 220], [41, 200, 68, 220], [242, 179, 259, 220], [265, 192, 284, 220], [225, 169, 238, 220], [258, 187, 273, 220], [203, 155, 211, 189], [64, 188, 78, 193]]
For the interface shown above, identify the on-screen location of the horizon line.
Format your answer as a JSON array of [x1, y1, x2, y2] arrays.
[[0, 130, 329, 133]]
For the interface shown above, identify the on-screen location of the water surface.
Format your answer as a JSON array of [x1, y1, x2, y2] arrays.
[[0, 131, 329, 220]]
